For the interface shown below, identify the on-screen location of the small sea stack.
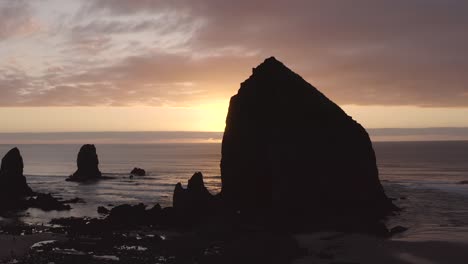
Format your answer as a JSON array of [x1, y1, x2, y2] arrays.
[[67, 144, 102, 182], [0, 147, 33, 198], [219, 57, 396, 230], [173, 172, 214, 216]]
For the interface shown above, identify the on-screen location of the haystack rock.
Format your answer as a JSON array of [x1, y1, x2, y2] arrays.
[[173, 172, 214, 215], [220, 57, 396, 221], [0, 147, 33, 197], [67, 144, 102, 182]]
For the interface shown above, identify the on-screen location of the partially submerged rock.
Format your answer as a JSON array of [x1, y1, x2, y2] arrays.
[[67, 144, 102, 182], [130, 167, 146, 176]]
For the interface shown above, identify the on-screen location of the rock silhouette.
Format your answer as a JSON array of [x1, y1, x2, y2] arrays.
[[220, 57, 396, 225], [173, 172, 214, 215], [0, 147, 33, 198], [130, 167, 146, 176], [67, 144, 102, 182]]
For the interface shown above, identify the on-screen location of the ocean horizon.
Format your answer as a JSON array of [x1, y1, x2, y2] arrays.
[[1, 127, 468, 144]]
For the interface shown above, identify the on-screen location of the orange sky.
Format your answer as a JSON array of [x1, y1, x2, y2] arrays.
[[0, 0, 467, 133]]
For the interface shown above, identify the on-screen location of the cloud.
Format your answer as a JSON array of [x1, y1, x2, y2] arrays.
[[0, 51, 257, 106], [82, 0, 468, 107], [0, 1, 40, 40], [0, 0, 467, 107]]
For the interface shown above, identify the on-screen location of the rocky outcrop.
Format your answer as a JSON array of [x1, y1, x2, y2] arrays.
[[130, 167, 146, 176], [67, 144, 102, 182], [107, 203, 148, 225], [28, 193, 71, 211], [220, 57, 396, 224], [94, 203, 163, 226], [173, 172, 214, 215], [0, 147, 33, 198]]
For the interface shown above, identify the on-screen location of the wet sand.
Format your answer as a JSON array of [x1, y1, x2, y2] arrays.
[[294, 232, 468, 264], [0, 233, 66, 262]]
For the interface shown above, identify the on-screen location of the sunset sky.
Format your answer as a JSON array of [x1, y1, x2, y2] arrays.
[[1, 0, 468, 134]]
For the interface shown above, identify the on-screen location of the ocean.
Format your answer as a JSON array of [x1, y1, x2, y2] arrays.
[[1, 141, 468, 242]]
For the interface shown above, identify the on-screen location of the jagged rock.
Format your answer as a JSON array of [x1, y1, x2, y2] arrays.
[[130, 167, 146, 176], [220, 57, 396, 223], [0, 147, 33, 198], [27, 193, 71, 211], [173, 172, 214, 215], [67, 144, 102, 182]]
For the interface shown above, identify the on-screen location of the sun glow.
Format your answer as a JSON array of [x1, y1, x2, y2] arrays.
[[193, 100, 229, 132]]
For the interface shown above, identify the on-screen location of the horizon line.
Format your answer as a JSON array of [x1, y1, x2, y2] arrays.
[[1, 127, 468, 134]]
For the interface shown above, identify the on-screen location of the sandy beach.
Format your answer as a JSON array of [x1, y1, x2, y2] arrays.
[[294, 232, 468, 264]]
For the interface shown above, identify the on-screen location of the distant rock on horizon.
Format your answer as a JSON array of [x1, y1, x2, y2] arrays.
[[220, 57, 396, 222], [67, 144, 102, 182], [0, 147, 33, 198], [130, 167, 146, 177]]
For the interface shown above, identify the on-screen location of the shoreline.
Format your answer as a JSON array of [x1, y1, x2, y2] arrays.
[[1, 228, 468, 264], [0, 184, 466, 263]]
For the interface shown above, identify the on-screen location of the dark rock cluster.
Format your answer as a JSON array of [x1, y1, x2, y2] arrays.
[[67, 144, 102, 182]]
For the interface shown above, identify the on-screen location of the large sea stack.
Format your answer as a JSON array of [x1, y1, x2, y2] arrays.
[[67, 144, 102, 182], [0, 147, 33, 198], [220, 57, 396, 225]]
